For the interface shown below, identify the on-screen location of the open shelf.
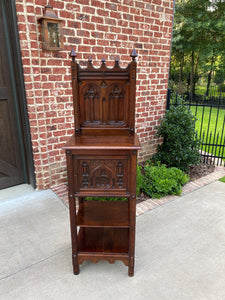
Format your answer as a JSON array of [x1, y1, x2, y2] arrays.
[[78, 227, 129, 254], [76, 201, 129, 228]]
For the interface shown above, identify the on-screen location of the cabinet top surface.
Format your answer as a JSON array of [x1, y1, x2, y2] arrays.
[[63, 134, 140, 150]]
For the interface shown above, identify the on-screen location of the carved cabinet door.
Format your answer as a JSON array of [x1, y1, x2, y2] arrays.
[[73, 155, 130, 196]]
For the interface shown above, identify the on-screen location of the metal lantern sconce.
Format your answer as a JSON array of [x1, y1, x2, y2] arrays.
[[39, 4, 64, 51]]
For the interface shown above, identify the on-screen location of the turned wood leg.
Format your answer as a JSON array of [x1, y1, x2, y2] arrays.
[[128, 257, 134, 277], [73, 254, 80, 275]]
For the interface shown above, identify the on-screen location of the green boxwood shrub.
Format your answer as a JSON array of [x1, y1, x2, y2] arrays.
[[143, 163, 189, 199], [85, 197, 127, 201], [153, 94, 201, 171], [136, 164, 144, 195]]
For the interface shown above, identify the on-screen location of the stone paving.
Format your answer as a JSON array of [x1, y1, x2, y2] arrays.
[[1, 179, 225, 299], [51, 166, 225, 217]]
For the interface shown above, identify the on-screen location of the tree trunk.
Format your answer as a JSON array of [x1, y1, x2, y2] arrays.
[[193, 52, 199, 99], [206, 55, 215, 96], [179, 53, 184, 82], [206, 71, 212, 96], [190, 51, 194, 101]]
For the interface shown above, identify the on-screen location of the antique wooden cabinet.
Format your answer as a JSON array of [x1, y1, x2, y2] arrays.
[[63, 49, 140, 276]]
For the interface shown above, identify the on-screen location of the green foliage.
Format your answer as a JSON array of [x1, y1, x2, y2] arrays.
[[170, 0, 225, 94], [136, 164, 144, 195], [214, 58, 225, 84], [143, 163, 189, 199], [171, 81, 187, 95], [218, 83, 225, 93], [219, 176, 225, 183], [85, 197, 127, 201], [154, 94, 201, 171]]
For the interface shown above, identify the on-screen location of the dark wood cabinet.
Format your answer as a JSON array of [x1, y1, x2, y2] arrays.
[[63, 49, 140, 276]]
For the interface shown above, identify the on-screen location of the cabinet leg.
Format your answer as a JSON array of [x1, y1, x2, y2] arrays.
[[73, 255, 80, 275], [128, 267, 134, 277], [128, 257, 134, 277]]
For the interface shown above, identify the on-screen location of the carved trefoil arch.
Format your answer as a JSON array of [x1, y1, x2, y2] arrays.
[[82, 84, 100, 124]]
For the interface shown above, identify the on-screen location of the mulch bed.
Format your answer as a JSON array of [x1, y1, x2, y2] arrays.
[[189, 162, 215, 181]]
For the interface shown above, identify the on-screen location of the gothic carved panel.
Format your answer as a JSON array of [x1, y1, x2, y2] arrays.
[[81, 162, 89, 188], [108, 84, 125, 124], [116, 162, 124, 188], [81, 84, 101, 124], [77, 158, 128, 191], [79, 82, 128, 128], [92, 167, 112, 188], [99, 80, 107, 88]]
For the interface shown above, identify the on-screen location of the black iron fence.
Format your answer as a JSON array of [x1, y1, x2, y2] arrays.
[[166, 89, 225, 166]]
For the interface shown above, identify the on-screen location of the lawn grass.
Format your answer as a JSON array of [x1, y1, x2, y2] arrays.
[[190, 106, 225, 157], [190, 106, 225, 134], [195, 85, 207, 96], [195, 85, 223, 97], [219, 176, 225, 183]]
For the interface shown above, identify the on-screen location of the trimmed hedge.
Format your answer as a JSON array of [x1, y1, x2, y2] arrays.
[[143, 163, 189, 199]]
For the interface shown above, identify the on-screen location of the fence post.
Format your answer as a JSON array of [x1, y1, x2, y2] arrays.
[[166, 88, 171, 110]]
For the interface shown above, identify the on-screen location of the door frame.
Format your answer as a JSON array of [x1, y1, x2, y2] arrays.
[[2, 0, 36, 188]]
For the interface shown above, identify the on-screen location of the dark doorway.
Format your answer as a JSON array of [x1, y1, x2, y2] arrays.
[[0, 1, 35, 189]]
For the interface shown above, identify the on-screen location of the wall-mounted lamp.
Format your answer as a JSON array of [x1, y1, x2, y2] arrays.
[[38, 4, 64, 51]]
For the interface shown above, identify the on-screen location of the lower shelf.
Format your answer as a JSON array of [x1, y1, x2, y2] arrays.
[[76, 200, 129, 227], [78, 227, 129, 254]]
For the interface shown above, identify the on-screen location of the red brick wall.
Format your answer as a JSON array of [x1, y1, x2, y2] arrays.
[[15, 0, 174, 189]]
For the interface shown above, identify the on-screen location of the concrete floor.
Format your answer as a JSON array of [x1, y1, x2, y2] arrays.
[[0, 182, 225, 300]]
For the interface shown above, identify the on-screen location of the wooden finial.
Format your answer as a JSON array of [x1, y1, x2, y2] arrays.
[[70, 48, 77, 62], [114, 57, 119, 66], [130, 48, 138, 62]]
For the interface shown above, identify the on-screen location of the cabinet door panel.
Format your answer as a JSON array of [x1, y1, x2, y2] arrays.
[[73, 155, 130, 195]]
